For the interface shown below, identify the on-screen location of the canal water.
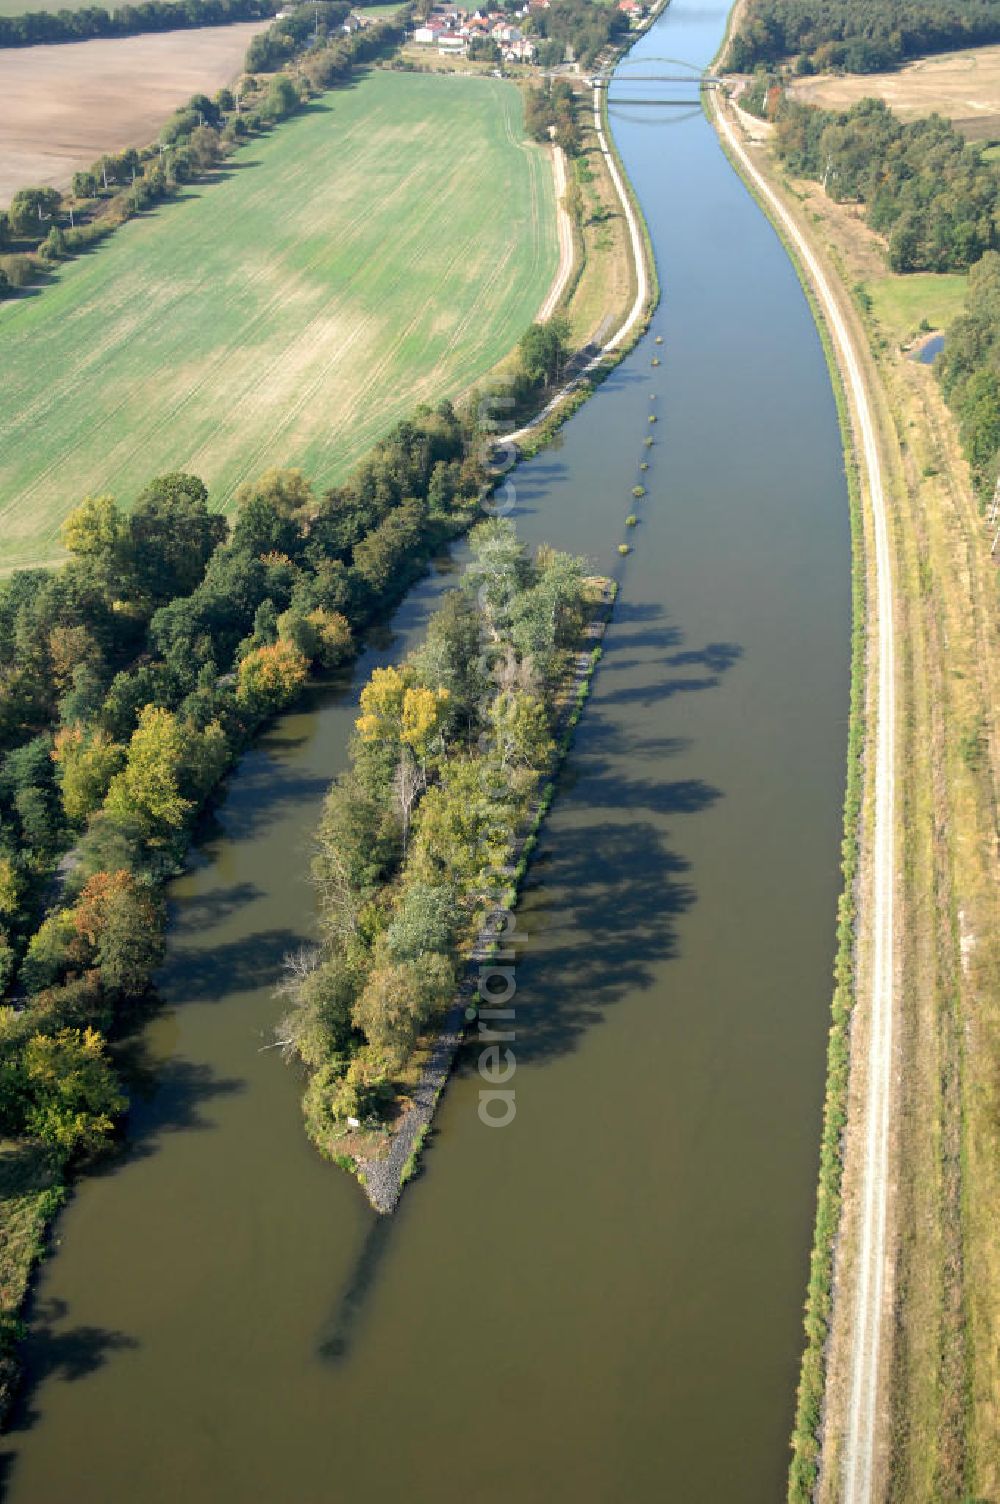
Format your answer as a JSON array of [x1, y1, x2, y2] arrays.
[[2, 2, 851, 1499]]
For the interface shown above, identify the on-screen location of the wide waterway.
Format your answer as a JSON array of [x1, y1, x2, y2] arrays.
[[3, 2, 851, 1498]]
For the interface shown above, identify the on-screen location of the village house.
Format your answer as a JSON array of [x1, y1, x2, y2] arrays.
[[505, 35, 535, 59], [411, 2, 538, 57]]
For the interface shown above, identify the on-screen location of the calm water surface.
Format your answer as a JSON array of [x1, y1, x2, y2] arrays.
[[4, 3, 851, 1498]]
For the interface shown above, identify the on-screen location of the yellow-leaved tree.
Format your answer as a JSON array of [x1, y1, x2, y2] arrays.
[[401, 685, 451, 765], [236, 641, 309, 715], [307, 608, 352, 669], [52, 727, 126, 824], [356, 669, 449, 761], [60, 494, 124, 562], [104, 705, 191, 841]]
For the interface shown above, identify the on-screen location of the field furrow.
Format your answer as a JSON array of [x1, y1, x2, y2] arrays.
[[0, 70, 558, 570]]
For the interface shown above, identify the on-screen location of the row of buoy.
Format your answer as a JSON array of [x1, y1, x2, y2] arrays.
[[622, 335, 664, 556]]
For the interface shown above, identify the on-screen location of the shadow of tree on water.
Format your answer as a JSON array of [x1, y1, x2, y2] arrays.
[[317, 1216, 395, 1365], [2, 1296, 138, 1445], [307, 598, 741, 1368], [459, 597, 740, 1069], [114, 1056, 247, 1160], [471, 811, 700, 1071], [156, 927, 307, 1006], [165, 881, 265, 932]]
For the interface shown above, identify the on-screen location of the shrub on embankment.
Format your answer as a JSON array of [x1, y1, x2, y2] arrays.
[[787, 329, 867, 1502]]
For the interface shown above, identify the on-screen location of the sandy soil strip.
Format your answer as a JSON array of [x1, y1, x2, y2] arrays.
[[791, 44, 1000, 141], [536, 144, 574, 322], [0, 21, 269, 205]]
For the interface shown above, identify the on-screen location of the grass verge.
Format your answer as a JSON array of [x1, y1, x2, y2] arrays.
[[705, 86, 873, 1502]]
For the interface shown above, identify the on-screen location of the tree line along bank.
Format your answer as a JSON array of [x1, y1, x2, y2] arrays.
[[0, 1, 407, 299], [732, 79, 1000, 502], [0, 310, 573, 1411]]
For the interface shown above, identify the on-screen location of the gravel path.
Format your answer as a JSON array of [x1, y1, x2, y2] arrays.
[[713, 92, 897, 1504], [536, 145, 575, 324], [505, 82, 652, 449]]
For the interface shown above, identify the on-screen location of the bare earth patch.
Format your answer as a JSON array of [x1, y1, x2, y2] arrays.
[[791, 45, 1000, 142], [0, 22, 270, 205]]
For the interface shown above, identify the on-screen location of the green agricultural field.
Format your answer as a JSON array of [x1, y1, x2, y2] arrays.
[[0, 69, 558, 570]]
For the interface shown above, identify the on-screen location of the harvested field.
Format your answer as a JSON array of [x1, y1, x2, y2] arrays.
[[0, 22, 270, 204], [791, 45, 1000, 141], [0, 69, 558, 571], [0, 0, 99, 12]]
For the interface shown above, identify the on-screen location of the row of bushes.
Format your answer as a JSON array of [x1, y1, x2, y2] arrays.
[[280, 519, 597, 1142], [787, 291, 868, 1503], [773, 96, 1000, 273], [0, 0, 275, 50], [938, 249, 1000, 500], [0, 9, 404, 301], [728, 0, 1000, 76]]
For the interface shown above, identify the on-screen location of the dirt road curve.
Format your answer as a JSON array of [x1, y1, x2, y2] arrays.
[[506, 89, 649, 445], [712, 94, 897, 1504], [537, 145, 574, 322]]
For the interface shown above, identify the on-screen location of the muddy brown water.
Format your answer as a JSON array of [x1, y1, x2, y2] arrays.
[[3, 2, 851, 1498]]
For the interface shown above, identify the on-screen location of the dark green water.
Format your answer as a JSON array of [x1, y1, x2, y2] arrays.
[[3, 4, 851, 1499]]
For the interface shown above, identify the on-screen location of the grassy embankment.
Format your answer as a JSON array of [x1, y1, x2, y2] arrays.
[[563, 84, 644, 347], [0, 68, 558, 572], [712, 85, 999, 1502]]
